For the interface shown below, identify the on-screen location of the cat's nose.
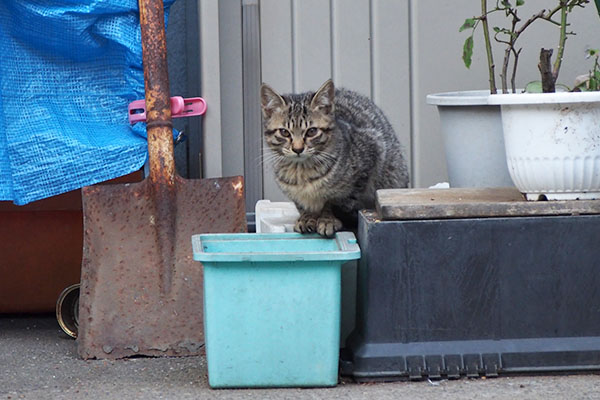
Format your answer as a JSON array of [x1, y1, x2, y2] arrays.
[[292, 146, 304, 155]]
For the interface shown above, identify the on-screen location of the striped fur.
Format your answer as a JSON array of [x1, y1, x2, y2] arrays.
[[260, 79, 409, 236]]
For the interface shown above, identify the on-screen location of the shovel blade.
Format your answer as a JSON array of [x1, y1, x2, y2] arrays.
[[77, 176, 246, 359]]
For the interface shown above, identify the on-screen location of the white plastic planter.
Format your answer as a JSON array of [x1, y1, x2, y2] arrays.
[[489, 92, 600, 200], [426, 90, 514, 188]]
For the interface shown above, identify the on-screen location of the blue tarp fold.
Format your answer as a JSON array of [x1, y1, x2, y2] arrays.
[[0, 1, 174, 205]]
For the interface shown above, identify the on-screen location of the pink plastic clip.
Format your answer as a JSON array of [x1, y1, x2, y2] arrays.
[[128, 96, 207, 124]]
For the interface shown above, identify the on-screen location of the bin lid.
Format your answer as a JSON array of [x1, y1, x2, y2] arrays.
[[192, 231, 360, 263], [376, 188, 600, 220]]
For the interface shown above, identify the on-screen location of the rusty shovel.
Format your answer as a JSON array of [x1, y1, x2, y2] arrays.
[[77, 0, 246, 359]]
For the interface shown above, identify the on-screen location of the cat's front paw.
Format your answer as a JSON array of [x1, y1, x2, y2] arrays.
[[294, 213, 318, 233], [316, 215, 343, 238]]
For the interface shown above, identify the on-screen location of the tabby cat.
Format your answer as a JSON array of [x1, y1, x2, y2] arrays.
[[260, 79, 409, 237]]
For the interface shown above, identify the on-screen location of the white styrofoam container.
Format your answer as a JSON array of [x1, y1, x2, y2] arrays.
[[255, 200, 300, 233]]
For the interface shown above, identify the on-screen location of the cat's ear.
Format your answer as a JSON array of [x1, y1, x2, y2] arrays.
[[260, 84, 286, 119], [310, 79, 335, 114]]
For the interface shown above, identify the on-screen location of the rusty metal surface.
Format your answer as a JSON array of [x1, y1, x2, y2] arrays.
[[77, 176, 246, 359], [76, 0, 247, 359], [139, 0, 175, 186], [138, 0, 178, 297]]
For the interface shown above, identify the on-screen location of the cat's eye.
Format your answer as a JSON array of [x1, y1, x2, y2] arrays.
[[305, 127, 319, 137], [279, 129, 291, 137]]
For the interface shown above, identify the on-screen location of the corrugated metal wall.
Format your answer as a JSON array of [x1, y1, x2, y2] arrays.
[[195, 0, 600, 207]]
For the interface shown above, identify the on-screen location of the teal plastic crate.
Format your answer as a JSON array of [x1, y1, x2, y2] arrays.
[[191, 232, 360, 388]]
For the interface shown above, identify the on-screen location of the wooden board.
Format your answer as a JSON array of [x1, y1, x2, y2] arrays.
[[376, 188, 600, 220]]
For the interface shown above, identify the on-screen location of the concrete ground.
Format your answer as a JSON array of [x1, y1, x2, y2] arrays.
[[2, 314, 599, 400]]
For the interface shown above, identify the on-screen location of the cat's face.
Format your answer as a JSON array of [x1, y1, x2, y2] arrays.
[[260, 80, 336, 161]]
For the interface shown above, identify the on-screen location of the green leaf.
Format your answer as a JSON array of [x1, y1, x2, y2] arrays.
[[493, 26, 501, 33], [587, 48, 599, 58], [524, 81, 543, 93], [516, 0, 525, 6], [596, 0, 600, 19], [593, 71, 600, 91], [462, 36, 474, 69], [459, 18, 476, 32]]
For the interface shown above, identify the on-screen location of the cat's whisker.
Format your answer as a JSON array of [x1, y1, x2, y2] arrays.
[[256, 156, 270, 167], [257, 155, 274, 166], [313, 151, 337, 167], [320, 150, 337, 159], [257, 151, 284, 167], [323, 153, 336, 162]]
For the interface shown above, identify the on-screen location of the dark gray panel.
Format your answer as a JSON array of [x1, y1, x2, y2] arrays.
[[344, 211, 600, 380]]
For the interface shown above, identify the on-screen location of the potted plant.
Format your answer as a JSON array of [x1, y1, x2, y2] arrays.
[[425, 0, 538, 188], [426, 1, 542, 189], [480, 0, 600, 200], [430, 0, 600, 198]]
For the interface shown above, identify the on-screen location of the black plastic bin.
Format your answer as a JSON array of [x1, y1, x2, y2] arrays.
[[342, 208, 600, 381]]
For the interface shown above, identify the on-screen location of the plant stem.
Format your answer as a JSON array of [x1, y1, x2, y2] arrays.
[[481, 0, 497, 94], [552, 0, 569, 82], [500, 8, 520, 93], [496, 9, 547, 93], [511, 48, 522, 93], [539, 48, 556, 92]]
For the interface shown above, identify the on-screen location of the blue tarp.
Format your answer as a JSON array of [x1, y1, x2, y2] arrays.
[[0, 1, 175, 205]]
